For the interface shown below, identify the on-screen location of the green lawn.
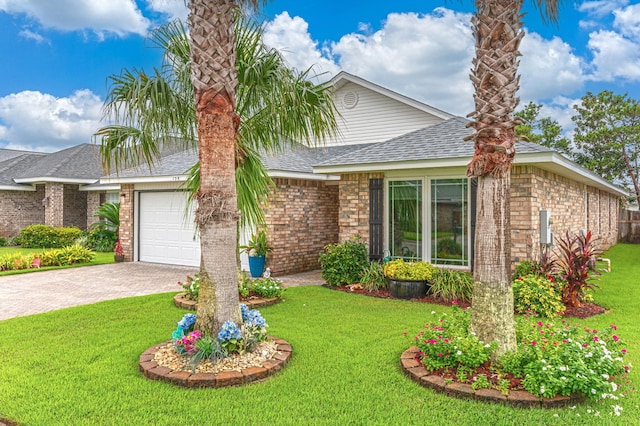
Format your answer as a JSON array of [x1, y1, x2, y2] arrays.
[[0, 247, 114, 276], [0, 245, 638, 425]]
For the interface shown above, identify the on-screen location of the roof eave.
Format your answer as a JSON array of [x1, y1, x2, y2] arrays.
[[100, 174, 189, 185], [13, 177, 98, 185], [0, 184, 37, 191], [268, 170, 340, 181]]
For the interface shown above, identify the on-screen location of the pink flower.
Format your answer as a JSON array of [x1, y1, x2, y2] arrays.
[[583, 344, 589, 348], [452, 300, 458, 305], [531, 341, 537, 346], [611, 324, 617, 331], [537, 321, 543, 327], [612, 335, 619, 342], [621, 349, 627, 354], [593, 336, 599, 342], [438, 353, 443, 357]]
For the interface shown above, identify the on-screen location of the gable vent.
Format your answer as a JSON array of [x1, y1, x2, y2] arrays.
[[342, 91, 359, 109]]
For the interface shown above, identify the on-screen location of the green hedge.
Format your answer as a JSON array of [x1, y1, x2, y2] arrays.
[[16, 225, 83, 248]]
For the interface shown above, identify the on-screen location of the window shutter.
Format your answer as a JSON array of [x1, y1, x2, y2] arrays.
[[369, 178, 384, 260]]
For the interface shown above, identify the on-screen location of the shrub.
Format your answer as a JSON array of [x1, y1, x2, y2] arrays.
[[499, 314, 630, 400], [429, 269, 473, 302], [178, 274, 200, 301], [512, 247, 555, 281], [413, 306, 496, 370], [36, 245, 95, 266], [251, 277, 284, 298], [554, 230, 601, 307], [238, 271, 251, 298], [512, 274, 564, 318], [17, 225, 83, 248], [319, 236, 369, 286], [0, 237, 7, 247], [0, 252, 36, 271], [82, 228, 117, 252], [360, 262, 387, 291], [383, 258, 438, 281]]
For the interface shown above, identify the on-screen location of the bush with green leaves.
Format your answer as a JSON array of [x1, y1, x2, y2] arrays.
[[36, 245, 95, 266], [499, 313, 630, 400], [78, 228, 118, 252], [0, 237, 7, 247], [318, 236, 369, 286], [383, 258, 438, 281], [360, 261, 387, 291], [16, 225, 83, 248], [251, 277, 284, 298], [512, 274, 565, 318], [429, 269, 473, 302], [412, 306, 496, 370], [0, 252, 36, 271]]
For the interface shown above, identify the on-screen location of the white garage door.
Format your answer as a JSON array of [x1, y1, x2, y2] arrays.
[[138, 191, 200, 266]]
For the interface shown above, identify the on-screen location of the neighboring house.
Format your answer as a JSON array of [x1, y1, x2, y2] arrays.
[[101, 72, 626, 276], [0, 144, 117, 238]]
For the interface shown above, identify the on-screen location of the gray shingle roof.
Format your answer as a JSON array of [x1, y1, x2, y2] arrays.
[[262, 143, 375, 174], [0, 153, 47, 186], [105, 148, 199, 178], [314, 117, 554, 167], [13, 144, 103, 180]]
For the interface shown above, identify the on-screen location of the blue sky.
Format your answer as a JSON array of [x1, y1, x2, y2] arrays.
[[0, 0, 639, 152]]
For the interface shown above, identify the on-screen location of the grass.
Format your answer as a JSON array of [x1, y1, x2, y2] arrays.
[[0, 247, 114, 276], [0, 245, 638, 425]]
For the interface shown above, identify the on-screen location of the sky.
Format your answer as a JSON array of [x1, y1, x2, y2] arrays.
[[0, 0, 639, 153]]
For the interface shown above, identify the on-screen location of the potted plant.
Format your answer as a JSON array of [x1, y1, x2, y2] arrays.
[[240, 230, 273, 278], [383, 258, 438, 299], [114, 239, 125, 262]]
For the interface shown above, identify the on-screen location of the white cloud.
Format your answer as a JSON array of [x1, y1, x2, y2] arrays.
[[519, 32, 586, 100], [146, 0, 188, 22], [262, 12, 341, 78], [17, 28, 48, 44], [588, 30, 640, 81], [613, 3, 640, 40], [0, 90, 103, 152], [0, 0, 149, 37], [577, 0, 629, 17]]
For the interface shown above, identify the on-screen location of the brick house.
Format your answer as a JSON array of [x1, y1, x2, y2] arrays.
[[0, 144, 116, 239], [101, 72, 626, 275]]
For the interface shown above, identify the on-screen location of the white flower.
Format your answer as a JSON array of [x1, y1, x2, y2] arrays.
[[602, 374, 610, 380], [540, 386, 545, 394], [484, 344, 490, 348], [591, 389, 597, 394], [558, 366, 567, 371], [431, 311, 436, 315], [611, 405, 623, 416], [456, 350, 462, 356], [611, 382, 618, 392]]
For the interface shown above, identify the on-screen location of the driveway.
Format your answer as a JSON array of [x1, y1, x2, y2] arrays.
[[0, 262, 197, 321], [0, 263, 324, 321]]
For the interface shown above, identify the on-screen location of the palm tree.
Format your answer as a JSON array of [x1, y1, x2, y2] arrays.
[[96, 3, 337, 336], [465, 0, 561, 355], [96, 18, 336, 228]]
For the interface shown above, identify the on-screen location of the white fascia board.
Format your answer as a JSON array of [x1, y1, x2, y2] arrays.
[[79, 184, 121, 192], [515, 152, 628, 196], [313, 157, 469, 174], [0, 184, 36, 191], [13, 177, 98, 184], [99, 175, 189, 185], [268, 170, 340, 181]]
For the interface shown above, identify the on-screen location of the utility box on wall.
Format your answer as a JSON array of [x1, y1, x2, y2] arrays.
[[540, 210, 552, 245]]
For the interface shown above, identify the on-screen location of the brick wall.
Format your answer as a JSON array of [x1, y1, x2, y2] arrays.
[[45, 183, 64, 227], [264, 178, 339, 275], [0, 186, 45, 237], [337, 173, 384, 247], [510, 165, 620, 263], [119, 185, 134, 261], [62, 184, 87, 229], [86, 192, 103, 229]]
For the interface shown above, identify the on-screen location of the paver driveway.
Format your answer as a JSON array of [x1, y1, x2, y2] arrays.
[[0, 262, 197, 321]]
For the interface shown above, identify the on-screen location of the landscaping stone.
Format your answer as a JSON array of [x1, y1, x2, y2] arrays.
[[173, 293, 280, 311], [139, 338, 292, 388]]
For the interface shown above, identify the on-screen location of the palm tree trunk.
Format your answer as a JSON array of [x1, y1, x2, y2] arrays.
[[466, 0, 525, 356], [188, 0, 242, 336]]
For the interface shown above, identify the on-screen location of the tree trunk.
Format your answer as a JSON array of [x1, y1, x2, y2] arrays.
[[188, 0, 242, 337], [470, 174, 516, 356]]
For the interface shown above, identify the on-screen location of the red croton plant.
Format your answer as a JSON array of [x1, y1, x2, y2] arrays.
[[554, 230, 601, 308]]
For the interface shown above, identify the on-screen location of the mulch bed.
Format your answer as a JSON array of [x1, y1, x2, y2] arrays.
[[328, 285, 606, 319]]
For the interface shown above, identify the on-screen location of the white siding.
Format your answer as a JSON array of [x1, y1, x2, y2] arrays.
[[326, 82, 445, 146]]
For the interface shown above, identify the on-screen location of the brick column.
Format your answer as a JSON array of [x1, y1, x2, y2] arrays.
[[119, 184, 134, 261], [44, 183, 64, 228], [86, 192, 102, 229]]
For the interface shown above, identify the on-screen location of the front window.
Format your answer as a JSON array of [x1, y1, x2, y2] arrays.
[[388, 180, 422, 259], [430, 178, 468, 266]]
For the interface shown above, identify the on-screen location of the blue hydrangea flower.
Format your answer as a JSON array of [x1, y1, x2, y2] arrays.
[[240, 303, 249, 321], [245, 309, 267, 328], [178, 313, 196, 331], [217, 321, 242, 342]]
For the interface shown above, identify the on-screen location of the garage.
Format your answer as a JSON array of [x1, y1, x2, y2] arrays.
[[137, 191, 200, 267]]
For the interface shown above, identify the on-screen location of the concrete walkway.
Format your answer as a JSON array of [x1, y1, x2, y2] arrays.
[[0, 263, 324, 321]]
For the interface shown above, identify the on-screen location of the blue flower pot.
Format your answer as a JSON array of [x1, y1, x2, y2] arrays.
[[248, 255, 266, 278]]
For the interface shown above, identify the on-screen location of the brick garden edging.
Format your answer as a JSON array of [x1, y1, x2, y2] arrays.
[[401, 346, 584, 408], [173, 293, 280, 311], [139, 337, 292, 388]]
